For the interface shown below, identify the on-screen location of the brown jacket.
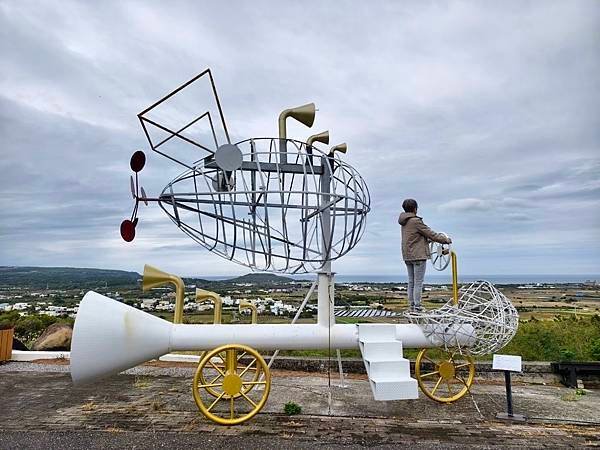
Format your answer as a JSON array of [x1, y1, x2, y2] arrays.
[[398, 212, 450, 261]]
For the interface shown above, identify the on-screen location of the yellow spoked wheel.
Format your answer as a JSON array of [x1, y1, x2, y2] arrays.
[[415, 348, 475, 403], [192, 344, 270, 425], [198, 348, 262, 398]]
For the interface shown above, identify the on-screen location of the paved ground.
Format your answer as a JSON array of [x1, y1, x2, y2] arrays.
[[1, 361, 599, 449]]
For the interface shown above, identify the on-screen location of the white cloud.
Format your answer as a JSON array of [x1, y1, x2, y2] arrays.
[[438, 198, 492, 213], [0, 0, 599, 276]]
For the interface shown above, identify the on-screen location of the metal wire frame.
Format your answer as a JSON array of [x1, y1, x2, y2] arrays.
[[405, 280, 519, 356], [130, 69, 370, 273], [149, 138, 370, 274], [138, 69, 230, 168]]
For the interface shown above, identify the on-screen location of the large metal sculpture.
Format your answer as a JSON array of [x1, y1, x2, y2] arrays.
[[71, 69, 518, 425]]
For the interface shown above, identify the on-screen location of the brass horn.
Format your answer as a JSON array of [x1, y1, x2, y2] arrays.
[[142, 264, 185, 324], [239, 300, 258, 324], [306, 130, 329, 147], [196, 288, 222, 324], [278, 103, 316, 139], [329, 143, 347, 157], [306, 131, 329, 165]]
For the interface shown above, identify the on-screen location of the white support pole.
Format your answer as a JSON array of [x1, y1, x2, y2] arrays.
[[267, 279, 318, 369], [317, 271, 335, 327], [336, 349, 346, 388], [318, 153, 335, 328]]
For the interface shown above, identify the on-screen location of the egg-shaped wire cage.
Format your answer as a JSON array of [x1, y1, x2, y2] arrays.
[[156, 137, 370, 274], [406, 280, 519, 355]]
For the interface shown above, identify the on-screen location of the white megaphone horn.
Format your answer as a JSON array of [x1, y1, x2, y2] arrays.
[[70, 292, 172, 384]]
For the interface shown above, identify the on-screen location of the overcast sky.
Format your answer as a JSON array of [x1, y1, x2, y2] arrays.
[[1, 1, 599, 277]]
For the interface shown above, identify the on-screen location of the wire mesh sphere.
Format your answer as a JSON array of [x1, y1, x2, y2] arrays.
[[157, 138, 370, 274], [406, 280, 518, 355]]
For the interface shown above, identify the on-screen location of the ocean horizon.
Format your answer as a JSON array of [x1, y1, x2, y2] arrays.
[[200, 274, 600, 285]]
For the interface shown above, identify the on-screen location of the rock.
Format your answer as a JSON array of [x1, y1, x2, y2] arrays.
[[32, 323, 72, 351], [12, 337, 29, 351]]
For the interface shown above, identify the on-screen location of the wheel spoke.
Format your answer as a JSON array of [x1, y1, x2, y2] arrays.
[[207, 392, 225, 412], [455, 376, 468, 387], [431, 377, 443, 395], [208, 373, 224, 385], [238, 359, 256, 377], [198, 382, 223, 388], [422, 355, 437, 365], [241, 391, 257, 408], [243, 380, 267, 386], [230, 396, 235, 419], [218, 352, 226, 363], [209, 360, 226, 377], [237, 351, 247, 361], [420, 370, 440, 378], [454, 363, 471, 369]]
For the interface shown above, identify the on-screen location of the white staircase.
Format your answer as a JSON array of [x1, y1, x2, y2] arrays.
[[358, 324, 418, 401]]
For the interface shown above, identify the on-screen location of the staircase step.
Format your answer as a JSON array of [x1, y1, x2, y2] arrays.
[[357, 324, 397, 341], [360, 341, 403, 359], [365, 359, 410, 379], [363, 355, 407, 363], [370, 378, 419, 401]]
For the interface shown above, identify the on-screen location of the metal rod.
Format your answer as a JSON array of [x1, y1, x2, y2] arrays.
[[267, 279, 318, 369], [336, 349, 346, 387], [504, 370, 514, 416], [451, 251, 458, 305]]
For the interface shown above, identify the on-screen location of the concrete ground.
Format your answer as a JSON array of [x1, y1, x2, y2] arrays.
[[1, 361, 599, 449]]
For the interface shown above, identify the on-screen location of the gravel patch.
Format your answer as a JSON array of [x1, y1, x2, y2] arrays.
[[0, 360, 197, 378]]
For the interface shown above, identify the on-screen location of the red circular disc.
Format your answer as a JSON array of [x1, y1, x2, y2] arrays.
[[130, 151, 146, 172], [120, 219, 136, 242]]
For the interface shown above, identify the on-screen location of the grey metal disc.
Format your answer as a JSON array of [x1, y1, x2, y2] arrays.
[[215, 144, 243, 171]]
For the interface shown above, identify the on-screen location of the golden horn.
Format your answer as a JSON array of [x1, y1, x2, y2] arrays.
[[279, 103, 316, 139], [142, 264, 185, 324], [307, 130, 330, 147], [239, 300, 258, 324], [329, 143, 347, 156], [196, 288, 222, 324]]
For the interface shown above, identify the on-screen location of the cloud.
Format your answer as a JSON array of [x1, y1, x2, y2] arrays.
[[0, 0, 599, 276], [438, 198, 492, 213]]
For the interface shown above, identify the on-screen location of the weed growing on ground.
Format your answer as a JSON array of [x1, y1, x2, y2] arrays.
[[560, 388, 587, 402], [134, 376, 151, 389], [81, 401, 96, 411], [284, 401, 302, 415]]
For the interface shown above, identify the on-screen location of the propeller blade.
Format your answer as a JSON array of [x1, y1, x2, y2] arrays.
[[130, 176, 135, 199], [140, 187, 148, 206]]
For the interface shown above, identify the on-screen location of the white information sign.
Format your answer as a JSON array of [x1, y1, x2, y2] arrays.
[[492, 354, 522, 372]]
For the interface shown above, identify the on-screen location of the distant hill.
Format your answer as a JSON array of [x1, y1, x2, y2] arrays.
[[0, 266, 300, 289], [225, 273, 295, 284], [0, 266, 141, 288]]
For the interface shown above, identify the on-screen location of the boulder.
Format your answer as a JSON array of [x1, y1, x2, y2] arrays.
[[32, 323, 72, 351], [12, 337, 29, 351]]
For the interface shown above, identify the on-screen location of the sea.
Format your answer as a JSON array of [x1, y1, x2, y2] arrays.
[[201, 274, 600, 285]]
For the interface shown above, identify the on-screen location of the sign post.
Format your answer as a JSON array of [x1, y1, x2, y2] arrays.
[[493, 354, 526, 421]]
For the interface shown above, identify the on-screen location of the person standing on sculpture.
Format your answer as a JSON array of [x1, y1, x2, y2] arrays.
[[399, 199, 451, 312]]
